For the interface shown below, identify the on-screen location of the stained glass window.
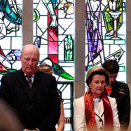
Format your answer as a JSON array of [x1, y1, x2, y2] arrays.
[[85, 0, 126, 89], [0, 0, 22, 83], [33, 0, 75, 130], [0, 0, 128, 130]]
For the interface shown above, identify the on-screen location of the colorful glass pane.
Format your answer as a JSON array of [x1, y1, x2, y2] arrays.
[[85, 0, 126, 87], [33, 0, 75, 130], [0, 0, 22, 82]]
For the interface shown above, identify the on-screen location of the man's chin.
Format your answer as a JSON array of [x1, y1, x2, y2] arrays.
[[26, 70, 34, 75], [23, 68, 37, 75]]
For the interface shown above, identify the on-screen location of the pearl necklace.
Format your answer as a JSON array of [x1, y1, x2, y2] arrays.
[[93, 98, 101, 103]]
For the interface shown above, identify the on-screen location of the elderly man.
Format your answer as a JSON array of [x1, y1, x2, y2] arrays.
[[0, 44, 60, 131]]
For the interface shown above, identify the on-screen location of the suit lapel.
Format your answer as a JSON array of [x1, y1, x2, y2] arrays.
[[110, 81, 118, 97]]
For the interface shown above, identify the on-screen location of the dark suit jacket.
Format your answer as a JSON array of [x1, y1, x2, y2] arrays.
[[105, 80, 130, 130], [0, 69, 60, 131]]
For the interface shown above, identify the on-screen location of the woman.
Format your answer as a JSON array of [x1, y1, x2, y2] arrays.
[[37, 64, 65, 131], [73, 66, 120, 131]]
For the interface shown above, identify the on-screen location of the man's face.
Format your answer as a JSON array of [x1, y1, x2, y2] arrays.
[[109, 73, 118, 85], [20, 47, 39, 75]]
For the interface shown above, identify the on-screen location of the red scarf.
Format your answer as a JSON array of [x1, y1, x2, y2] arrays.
[[84, 89, 113, 131]]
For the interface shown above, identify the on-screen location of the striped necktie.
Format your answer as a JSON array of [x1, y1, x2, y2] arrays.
[[26, 75, 32, 88]]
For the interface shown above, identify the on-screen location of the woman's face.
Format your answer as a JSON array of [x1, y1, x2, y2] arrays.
[[89, 74, 106, 98]]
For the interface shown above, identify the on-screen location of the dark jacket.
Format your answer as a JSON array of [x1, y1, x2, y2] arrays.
[[0, 69, 60, 131], [105, 80, 130, 130]]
